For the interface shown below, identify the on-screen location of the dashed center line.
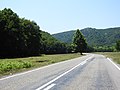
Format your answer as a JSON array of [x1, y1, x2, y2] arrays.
[[43, 83, 56, 90], [35, 55, 94, 90], [80, 60, 87, 65]]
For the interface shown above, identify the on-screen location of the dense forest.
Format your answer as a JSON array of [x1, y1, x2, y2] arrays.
[[53, 30, 75, 44], [0, 8, 42, 57], [41, 31, 67, 54], [0, 8, 68, 58], [1, 8, 87, 58]]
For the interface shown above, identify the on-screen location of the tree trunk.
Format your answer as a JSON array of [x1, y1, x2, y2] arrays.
[[80, 52, 83, 55]]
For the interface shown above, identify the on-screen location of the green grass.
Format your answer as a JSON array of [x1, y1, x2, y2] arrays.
[[97, 52, 120, 64], [0, 53, 82, 77]]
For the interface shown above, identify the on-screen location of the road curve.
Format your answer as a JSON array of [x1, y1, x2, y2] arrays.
[[0, 54, 120, 90]]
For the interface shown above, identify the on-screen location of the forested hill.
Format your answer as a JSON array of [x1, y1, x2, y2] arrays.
[[52, 27, 120, 46], [53, 30, 75, 44]]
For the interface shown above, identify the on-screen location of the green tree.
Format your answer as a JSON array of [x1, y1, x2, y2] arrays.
[[73, 29, 87, 55], [66, 44, 76, 53], [116, 40, 120, 51], [0, 8, 42, 58], [41, 31, 67, 54], [0, 8, 20, 57], [19, 19, 42, 56]]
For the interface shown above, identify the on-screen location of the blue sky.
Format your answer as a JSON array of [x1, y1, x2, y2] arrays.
[[0, 0, 120, 34]]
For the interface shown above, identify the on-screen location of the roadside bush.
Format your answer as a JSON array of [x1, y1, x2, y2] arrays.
[[0, 60, 33, 73]]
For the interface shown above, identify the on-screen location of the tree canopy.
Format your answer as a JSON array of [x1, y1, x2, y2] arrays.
[[73, 29, 87, 55], [0, 8, 68, 58], [41, 31, 67, 54], [0, 8, 42, 57]]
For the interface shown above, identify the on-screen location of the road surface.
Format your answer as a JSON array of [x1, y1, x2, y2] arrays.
[[0, 53, 120, 90]]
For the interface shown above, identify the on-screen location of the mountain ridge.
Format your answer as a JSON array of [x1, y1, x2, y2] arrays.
[[52, 27, 120, 46]]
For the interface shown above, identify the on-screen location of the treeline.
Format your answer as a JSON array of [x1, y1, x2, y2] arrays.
[[1, 8, 119, 58], [41, 31, 67, 54], [0, 8, 42, 57], [0, 8, 73, 58], [93, 46, 115, 52], [86, 42, 120, 52]]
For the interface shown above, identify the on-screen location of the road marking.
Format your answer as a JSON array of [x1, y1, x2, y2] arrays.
[[0, 55, 91, 81], [43, 83, 56, 90], [80, 60, 87, 65], [35, 55, 94, 90], [0, 65, 56, 81], [107, 58, 120, 71]]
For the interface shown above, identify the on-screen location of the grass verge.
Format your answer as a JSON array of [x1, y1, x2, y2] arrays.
[[97, 52, 120, 64], [0, 53, 82, 77]]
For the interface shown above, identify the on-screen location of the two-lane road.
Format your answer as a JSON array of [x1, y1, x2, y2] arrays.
[[0, 54, 120, 90]]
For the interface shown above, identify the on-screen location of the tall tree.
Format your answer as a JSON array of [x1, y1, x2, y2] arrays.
[[0, 8, 42, 58], [73, 29, 87, 55], [0, 8, 20, 57]]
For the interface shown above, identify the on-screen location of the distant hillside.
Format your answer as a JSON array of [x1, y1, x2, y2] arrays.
[[52, 30, 75, 43], [52, 27, 120, 46], [41, 31, 58, 43]]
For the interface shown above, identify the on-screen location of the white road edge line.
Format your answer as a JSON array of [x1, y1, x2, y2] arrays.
[[107, 58, 120, 71], [43, 83, 56, 90], [35, 55, 94, 90], [0, 54, 91, 81]]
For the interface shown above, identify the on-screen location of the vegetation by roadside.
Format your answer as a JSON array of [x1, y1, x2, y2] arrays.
[[97, 52, 120, 64], [0, 53, 82, 77]]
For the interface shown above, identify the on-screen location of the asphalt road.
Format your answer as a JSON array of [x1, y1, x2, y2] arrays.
[[0, 53, 120, 90]]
